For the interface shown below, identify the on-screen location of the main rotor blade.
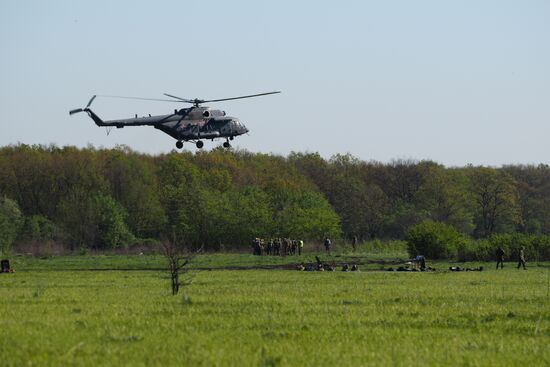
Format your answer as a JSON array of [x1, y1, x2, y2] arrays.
[[97, 94, 182, 102], [163, 93, 196, 103], [204, 91, 281, 103]]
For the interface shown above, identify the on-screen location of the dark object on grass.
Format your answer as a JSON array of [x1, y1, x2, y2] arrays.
[[351, 264, 359, 272], [449, 266, 484, 272], [315, 256, 330, 271], [1, 259, 14, 273], [341, 263, 349, 272], [466, 266, 484, 272]]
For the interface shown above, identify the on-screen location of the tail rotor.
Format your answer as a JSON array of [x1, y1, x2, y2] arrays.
[[69, 95, 96, 115]]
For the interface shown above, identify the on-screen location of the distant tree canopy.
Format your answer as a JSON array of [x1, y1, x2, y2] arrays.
[[2, 144, 550, 252]]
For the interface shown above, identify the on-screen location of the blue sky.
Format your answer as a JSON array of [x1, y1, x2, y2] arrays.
[[1, 0, 548, 166]]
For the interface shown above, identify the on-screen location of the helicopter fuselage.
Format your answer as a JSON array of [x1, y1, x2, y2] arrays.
[[70, 91, 279, 149], [82, 106, 248, 147]]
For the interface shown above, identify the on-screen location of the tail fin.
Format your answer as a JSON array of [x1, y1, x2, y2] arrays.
[[69, 95, 105, 126]]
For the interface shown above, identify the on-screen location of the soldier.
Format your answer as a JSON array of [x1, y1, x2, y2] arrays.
[[274, 238, 281, 256], [414, 255, 426, 271], [259, 238, 265, 256], [324, 237, 332, 254], [352, 235, 358, 252], [517, 246, 527, 270], [288, 239, 293, 255], [252, 238, 258, 255], [495, 246, 505, 269], [266, 239, 273, 256], [298, 239, 304, 256]]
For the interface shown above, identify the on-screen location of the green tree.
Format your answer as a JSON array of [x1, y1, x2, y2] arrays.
[[19, 215, 58, 243], [470, 168, 520, 237], [414, 164, 473, 234], [95, 194, 134, 249], [0, 196, 23, 256], [276, 190, 341, 240], [101, 146, 166, 238]]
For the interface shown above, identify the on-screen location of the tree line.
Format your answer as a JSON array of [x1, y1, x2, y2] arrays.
[[1, 144, 550, 259]]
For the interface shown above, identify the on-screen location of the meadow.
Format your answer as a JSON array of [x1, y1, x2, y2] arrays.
[[1, 254, 549, 366]]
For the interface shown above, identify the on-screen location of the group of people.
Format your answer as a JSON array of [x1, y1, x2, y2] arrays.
[[495, 246, 527, 270], [252, 238, 304, 256]]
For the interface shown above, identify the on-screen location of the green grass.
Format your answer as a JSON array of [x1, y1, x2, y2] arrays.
[[1, 255, 549, 366], [6, 251, 409, 271]]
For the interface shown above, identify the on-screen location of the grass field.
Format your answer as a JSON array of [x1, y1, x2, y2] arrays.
[[1, 254, 549, 366]]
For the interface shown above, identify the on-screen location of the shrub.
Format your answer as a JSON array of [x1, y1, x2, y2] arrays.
[[406, 220, 469, 259], [454, 233, 550, 262]]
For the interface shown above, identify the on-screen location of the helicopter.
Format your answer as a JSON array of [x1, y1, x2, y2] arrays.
[[69, 91, 281, 149]]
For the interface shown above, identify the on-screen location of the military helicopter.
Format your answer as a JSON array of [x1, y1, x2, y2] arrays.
[[69, 91, 280, 149]]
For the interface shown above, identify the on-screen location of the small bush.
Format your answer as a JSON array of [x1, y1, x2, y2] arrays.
[[406, 220, 469, 259]]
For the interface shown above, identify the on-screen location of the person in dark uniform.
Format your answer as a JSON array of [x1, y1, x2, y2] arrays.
[[495, 246, 505, 269], [516, 246, 527, 270], [352, 235, 358, 252], [324, 237, 332, 254], [1, 259, 11, 273]]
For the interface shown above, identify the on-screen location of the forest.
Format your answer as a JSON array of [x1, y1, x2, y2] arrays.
[[1, 144, 550, 260]]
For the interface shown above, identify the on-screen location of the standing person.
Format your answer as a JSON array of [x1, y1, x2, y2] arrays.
[[252, 238, 258, 256], [299, 239, 304, 256], [352, 235, 358, 252], [292, 240, 298, 255], [517, 246, 527, 270], [324, 237, 332, 254], [259, 239, 265, 256], [495, 246, 505, 269], [267, 239, 273, 256], [275, 238, 281, 256]]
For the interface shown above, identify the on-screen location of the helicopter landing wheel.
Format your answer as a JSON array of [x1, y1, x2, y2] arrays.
[[196, 141, 204, 149], [223, 141, 231, 148], [175, 141, 183, 149]]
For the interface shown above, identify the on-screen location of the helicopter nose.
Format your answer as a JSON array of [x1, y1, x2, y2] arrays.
[[232, 119, 248, 134]]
